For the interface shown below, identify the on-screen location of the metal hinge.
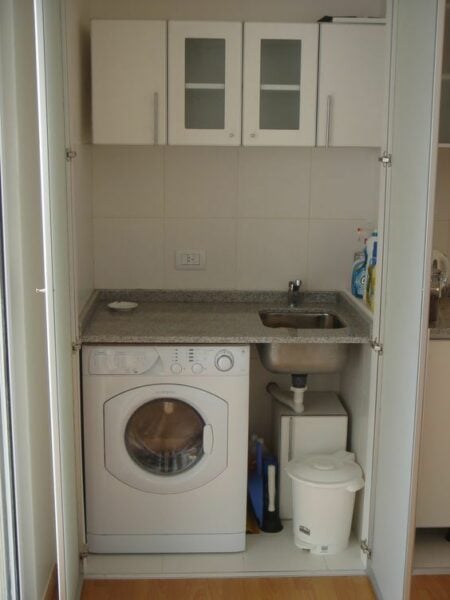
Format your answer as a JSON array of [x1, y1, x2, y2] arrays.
[[72, 341, 82, 353], [369, 337, 383, 355], [360, 539, 372, 559], [79, 543, 89, 560], [378, 151, 392, 167], [65, 148, 77, 161]]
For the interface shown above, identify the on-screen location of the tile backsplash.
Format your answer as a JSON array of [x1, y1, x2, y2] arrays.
[[93, 146, 379, 290]]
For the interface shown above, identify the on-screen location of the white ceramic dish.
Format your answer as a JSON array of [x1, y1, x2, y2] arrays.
[[107, 301, 138, 312]]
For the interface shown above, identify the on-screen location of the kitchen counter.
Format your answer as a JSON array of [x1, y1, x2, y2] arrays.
[[81, 290, 371, 345], [430, 297, 450, 339]]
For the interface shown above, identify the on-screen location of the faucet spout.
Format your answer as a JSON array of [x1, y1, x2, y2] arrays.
[[288, 279, 302, 307]]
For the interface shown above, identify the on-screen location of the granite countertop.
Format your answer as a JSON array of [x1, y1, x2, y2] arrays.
[[80, 290, 371, 345], [430, 297, 450, 339]]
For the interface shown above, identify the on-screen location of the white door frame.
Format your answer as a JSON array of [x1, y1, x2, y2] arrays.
[[0, 174, 19, 600]]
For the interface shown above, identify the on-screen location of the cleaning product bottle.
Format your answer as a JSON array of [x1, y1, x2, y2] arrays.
[[351, 249, 367, 299], [366, 240, 378, 311], [351, 226, 369, 299]]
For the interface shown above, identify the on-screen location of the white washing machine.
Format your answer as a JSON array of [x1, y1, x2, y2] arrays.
[[82, 345, 250, 554]]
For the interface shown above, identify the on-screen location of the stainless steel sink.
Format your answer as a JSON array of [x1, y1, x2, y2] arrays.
[[257, 310, 348, 374], [259, 311, 345, 330]]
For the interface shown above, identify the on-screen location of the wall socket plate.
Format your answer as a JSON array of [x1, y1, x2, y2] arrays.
[[175, 250, 206, 270]]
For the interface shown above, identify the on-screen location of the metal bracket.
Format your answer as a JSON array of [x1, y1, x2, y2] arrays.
[[360, 539, 372, 559], [72, 341, 82, 353], [378, 151, 392, 167], [79, 543, 89, 560], [370, 338, 384, 355], [65, 148, 77, 161]]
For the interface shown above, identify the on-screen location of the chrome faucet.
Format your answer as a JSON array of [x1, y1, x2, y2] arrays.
[[288, 279, 302, 307]]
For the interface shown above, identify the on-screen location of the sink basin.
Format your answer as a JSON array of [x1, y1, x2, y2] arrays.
[[259, 310, 345, 330], [257, 310, 348, 374]]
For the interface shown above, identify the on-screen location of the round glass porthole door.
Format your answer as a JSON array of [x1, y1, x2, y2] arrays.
[[124, 398, 205, 476]]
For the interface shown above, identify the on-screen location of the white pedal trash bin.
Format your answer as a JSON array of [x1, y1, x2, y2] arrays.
[[286, 450, 364, 555]]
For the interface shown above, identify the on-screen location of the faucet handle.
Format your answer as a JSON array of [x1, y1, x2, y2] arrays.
[[289, 279, 302, 292]]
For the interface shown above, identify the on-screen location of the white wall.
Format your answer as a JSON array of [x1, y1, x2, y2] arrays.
[[93, 146, 380, 290], [89, 0, 385, 22], [0, 0, 56, 597]]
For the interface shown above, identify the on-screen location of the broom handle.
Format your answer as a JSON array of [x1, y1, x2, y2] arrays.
[[267, 464, 276, 512]]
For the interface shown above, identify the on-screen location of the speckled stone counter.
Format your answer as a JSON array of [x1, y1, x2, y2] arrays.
[[430, 297, 450, 339], [81, 290, 371, 345]]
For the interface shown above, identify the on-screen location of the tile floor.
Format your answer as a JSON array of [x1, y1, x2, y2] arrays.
[[84, 525, 364, 579]]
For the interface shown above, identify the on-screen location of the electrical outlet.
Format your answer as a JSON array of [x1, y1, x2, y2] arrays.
[[175, 250, 206, 270]]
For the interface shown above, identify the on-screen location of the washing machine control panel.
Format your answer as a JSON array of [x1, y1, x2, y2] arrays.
[[85, 345, 249, 376]]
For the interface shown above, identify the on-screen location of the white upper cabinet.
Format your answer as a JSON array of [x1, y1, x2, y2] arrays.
[[317, 24, 385, 148], [168, 21, 242, 146], [91, 20, 167, 145], [242, 23, 319, 146]]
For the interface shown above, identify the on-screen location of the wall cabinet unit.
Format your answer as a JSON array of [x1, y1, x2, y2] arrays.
[[416, 340, 450, 527], [242, 23, 319, 146], [168, 21, 242, 146], [91, 20, 384, 148], [91, 20, 167, 145], [317, 24, 385, 148]]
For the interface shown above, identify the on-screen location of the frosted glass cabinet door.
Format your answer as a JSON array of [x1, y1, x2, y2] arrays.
[[168, 21, 242, 145], [243, 23, 319, 146], [91, 20, 167, 145], [317, 24, 386, 147]]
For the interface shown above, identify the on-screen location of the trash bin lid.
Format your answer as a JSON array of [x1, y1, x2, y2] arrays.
[[286, 450, 363, 488]]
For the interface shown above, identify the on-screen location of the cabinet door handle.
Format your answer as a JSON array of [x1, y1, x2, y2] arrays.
[[153, 92, 159, 145], [325, 94, 333, 148]]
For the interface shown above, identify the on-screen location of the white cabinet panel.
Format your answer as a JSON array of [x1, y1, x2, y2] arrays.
[[91, 20, 167, 145], [168, 21, 242, 146], [317, 24, 386, 148], [243, 23, 319, 146], [416, 340, 450, 527]]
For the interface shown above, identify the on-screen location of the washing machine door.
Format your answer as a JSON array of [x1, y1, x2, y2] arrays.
[[104, 384, 228, 494]]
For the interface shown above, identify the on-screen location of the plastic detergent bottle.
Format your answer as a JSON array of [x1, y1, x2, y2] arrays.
[[351, 249, 367, 299], [365, 239, 378, 311]]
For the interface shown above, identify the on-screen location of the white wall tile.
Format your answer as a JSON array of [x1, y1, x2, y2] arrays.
[[237, 219, 308, 290], [238, 148, 311, 218], [165, 147, 238, 218], [435, 148, 450, 221], [310, 148, 379, 221], [164, 219, 237, 289], [93, 146, 164, 217], [94, 218, 164, 288], [307, 220, 366, 291]]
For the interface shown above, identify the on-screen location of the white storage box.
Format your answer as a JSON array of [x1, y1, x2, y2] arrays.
[[272, 391, 348, 519], [286, 450, 364, 555]]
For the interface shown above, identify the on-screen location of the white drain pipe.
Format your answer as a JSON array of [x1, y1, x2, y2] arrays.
[[266, 382, 308, 414]]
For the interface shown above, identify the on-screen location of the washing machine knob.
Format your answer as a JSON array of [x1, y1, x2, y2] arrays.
[[170, 363, 182, 374], [215, 352, 234, 372], [191, 363, 204, 374]]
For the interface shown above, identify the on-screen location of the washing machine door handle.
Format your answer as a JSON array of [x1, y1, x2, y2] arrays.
[[202, 424, 214, 455]]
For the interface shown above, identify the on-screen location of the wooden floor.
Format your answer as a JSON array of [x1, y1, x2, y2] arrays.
[[81, 577, 375, 600], [80, 575, 450, 599]]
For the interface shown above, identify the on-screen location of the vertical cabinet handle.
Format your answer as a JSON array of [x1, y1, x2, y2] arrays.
[[153, 92, 159, 145], [325, 94, 333, 148]]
